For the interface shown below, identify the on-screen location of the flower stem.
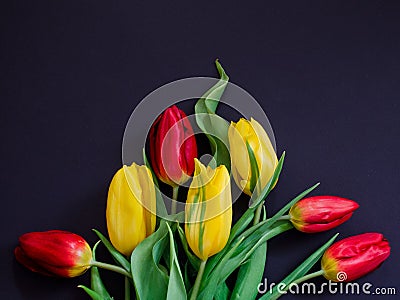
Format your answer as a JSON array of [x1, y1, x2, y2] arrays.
[[190, 259, 207, 300], [264, 214, 291, 223], [171, 185, 179, 215], [291, 269, 324, 285], [253, 203, 263, 225], [277, 215, 291, 221], [125, 276, 131, 300], [90, 260, 132, 278]]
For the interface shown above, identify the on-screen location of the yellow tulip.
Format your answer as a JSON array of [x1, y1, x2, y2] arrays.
[[228, 118, 278, 196], [185, 159, 232, 261], [106, 163, 156, 256]]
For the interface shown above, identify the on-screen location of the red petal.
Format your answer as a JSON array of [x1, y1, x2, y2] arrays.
[[337, 239, 391, 281], [296, 196, 359, 224], [300, 212, 354, 233], [19, 231, 88, 268]]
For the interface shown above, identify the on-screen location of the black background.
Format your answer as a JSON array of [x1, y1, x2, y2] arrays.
[[1, 1, 399, 299]]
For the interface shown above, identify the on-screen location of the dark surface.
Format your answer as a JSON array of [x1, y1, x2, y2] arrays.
[[1, 1, 399, 299]]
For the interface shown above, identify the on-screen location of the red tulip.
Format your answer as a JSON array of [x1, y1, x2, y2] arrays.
[[149, 105, 197, 186], [15, 230, 92, 278], [289, 196, 359, 233], [322, 233, 390, 282]]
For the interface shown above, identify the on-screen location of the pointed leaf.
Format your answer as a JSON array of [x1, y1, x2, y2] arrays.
[[78, 285, 105, 300], [195, 60, 231, 170], [166, 223, 187, 300], [92, 229, 131, 272], [267, 182, 320, 225], [249, 152, 285, 208], [90, 241, 112, 300], [246, 141, 261, 195]]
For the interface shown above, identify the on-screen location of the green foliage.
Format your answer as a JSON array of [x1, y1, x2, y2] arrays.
[[195, 60, 231, 170]]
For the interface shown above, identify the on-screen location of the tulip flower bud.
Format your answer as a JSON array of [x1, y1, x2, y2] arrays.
[[14, 230, 92, 278], [185, 159, 232, 261], [228, 118, 278, 196], [149, 105, 198, 186], [106, 163, 156, 256], [322, 233, 390, 282], [289, 196, 359, 233]]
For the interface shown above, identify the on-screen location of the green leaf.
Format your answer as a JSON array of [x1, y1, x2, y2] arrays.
[[90, 241, 112, 300], [92, 229, 131, 272], [230, 145, 265, 300], [231, 242, 266, 300], [131, 221, 170, 299], [261, 233, 339, 300], [184, 261, 195, 293], [78, 285, 105, 300], [198, 221, 293, 300], [214, 282, 231, 300], [204, 178, 318, 287], [143, 148, 168, 218], [166, 223, 187, 300], [177, 225, 201, 270], [266, 182, 320, 225], [249, 152, 285, 208], [195, 59, 231, 170], [246, 141, 260, 195]]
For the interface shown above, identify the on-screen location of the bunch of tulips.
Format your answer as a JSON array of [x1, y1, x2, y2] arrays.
[[15, 61, 391, 300]]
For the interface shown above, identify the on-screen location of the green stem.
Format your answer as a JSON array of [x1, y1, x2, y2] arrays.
[[292, 269, 324, 285], [125, 276, 131, 300], [190, 259, 207, 300], [90, 260, 132, 278], [277, 215, 291, 221], [262, 214, 291, 223], [253, 203, 263, 225], [171, 185, 179, 215]]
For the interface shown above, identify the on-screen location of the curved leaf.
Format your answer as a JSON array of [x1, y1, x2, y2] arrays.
[[195, 59, 231, 170], [92, 229, 131, 272], [131, 221, 170, 299], [90, 241, 112, 300], [78, 285, 105, 300]]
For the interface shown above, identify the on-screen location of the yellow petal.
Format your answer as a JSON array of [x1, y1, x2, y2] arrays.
[[185, 161, 232, 260], [106, 164, 148, 256]]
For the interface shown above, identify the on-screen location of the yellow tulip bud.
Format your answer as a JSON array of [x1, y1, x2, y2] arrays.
[[185, 159, 232, 261], [106, 163, 156, 256], [228, 118, 278, 196]]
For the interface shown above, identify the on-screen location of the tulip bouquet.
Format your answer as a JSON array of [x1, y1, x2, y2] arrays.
[[15, 60, 391, 300]]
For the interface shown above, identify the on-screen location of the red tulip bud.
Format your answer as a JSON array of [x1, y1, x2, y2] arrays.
[[322, 233, 391, 281], [289, 196, 359, 233], [15, 230, 92, 278], [149, 105, 197, 186]]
